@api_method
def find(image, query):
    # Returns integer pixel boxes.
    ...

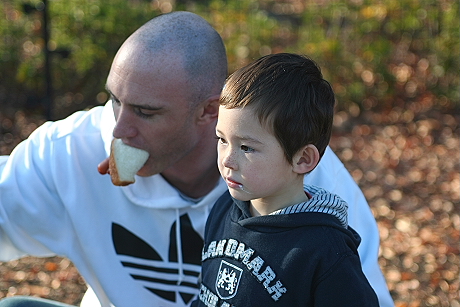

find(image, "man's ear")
[196,94,220,125]
[292,144,320,174]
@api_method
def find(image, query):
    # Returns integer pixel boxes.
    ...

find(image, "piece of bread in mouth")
[109,138,149,186]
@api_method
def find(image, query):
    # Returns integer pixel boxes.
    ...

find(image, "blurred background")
[0,0,459,306]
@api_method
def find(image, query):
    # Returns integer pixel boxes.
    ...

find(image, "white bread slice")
[109,138,149,186]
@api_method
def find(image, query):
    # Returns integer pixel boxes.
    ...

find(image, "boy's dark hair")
[220,53,335,163]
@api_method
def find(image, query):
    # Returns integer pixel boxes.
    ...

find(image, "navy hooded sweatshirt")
[193,185,379,307]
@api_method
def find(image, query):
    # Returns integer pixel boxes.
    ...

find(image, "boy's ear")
[292,144,320,174]
[196,94,220,124]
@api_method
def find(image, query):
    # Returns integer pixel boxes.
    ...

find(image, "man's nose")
[112,105,137,139]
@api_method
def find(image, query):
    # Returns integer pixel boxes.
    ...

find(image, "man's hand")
[97,158,110,175]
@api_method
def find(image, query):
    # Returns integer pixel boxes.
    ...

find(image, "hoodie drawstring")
[175,208,184,286]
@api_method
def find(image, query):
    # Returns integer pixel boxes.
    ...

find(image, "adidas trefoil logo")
[112,214,203,305]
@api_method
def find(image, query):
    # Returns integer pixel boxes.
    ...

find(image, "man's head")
[220,53,335,164]
[106,11,227,178]
[118,11,228,107]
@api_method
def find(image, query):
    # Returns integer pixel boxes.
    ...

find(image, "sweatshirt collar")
[233,185,348,228]
[270,185,348,228]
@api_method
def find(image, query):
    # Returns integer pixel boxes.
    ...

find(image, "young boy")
[193,53,379,306]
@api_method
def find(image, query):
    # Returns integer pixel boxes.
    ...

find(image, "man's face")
[106,51,201,177]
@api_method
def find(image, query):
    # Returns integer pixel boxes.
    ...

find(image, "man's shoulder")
[51,106,106,140]
[22,106,108,172]
[305,146,358,195]
[315,146,346,173]
[26,106,105,145]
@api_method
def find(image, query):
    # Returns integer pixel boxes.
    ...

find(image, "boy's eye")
[241,145,254,153]
[216,137,227,144]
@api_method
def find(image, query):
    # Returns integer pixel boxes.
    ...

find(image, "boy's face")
[216,106,303,207]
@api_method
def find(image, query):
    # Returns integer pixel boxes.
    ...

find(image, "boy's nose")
[221,150,237,170]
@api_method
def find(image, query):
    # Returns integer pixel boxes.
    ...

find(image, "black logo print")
[112,214,204,304]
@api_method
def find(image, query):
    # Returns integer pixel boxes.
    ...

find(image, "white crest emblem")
[215,260,243,299]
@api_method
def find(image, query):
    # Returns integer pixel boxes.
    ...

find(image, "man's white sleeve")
[0,122,75,261]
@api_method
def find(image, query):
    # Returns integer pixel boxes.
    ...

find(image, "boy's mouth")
[225,177,243,189]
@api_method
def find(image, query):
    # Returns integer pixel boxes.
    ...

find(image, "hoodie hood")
[233,185,348,226]
[101,100,116,157]
[271,185,348,227]
[229,185,359,246]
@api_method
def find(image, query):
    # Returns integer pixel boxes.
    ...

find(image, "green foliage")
[1,0,458,119]
[195,0,288,72]
[1,0,160,118]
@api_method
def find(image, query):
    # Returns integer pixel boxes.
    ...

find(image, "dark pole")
[42,0,52,120]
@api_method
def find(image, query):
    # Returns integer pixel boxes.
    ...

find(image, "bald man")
[0,11,393,307]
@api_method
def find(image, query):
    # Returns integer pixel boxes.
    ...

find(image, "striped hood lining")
[270,185,348,228]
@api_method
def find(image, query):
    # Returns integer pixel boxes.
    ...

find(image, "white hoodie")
[0,102,393,307]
